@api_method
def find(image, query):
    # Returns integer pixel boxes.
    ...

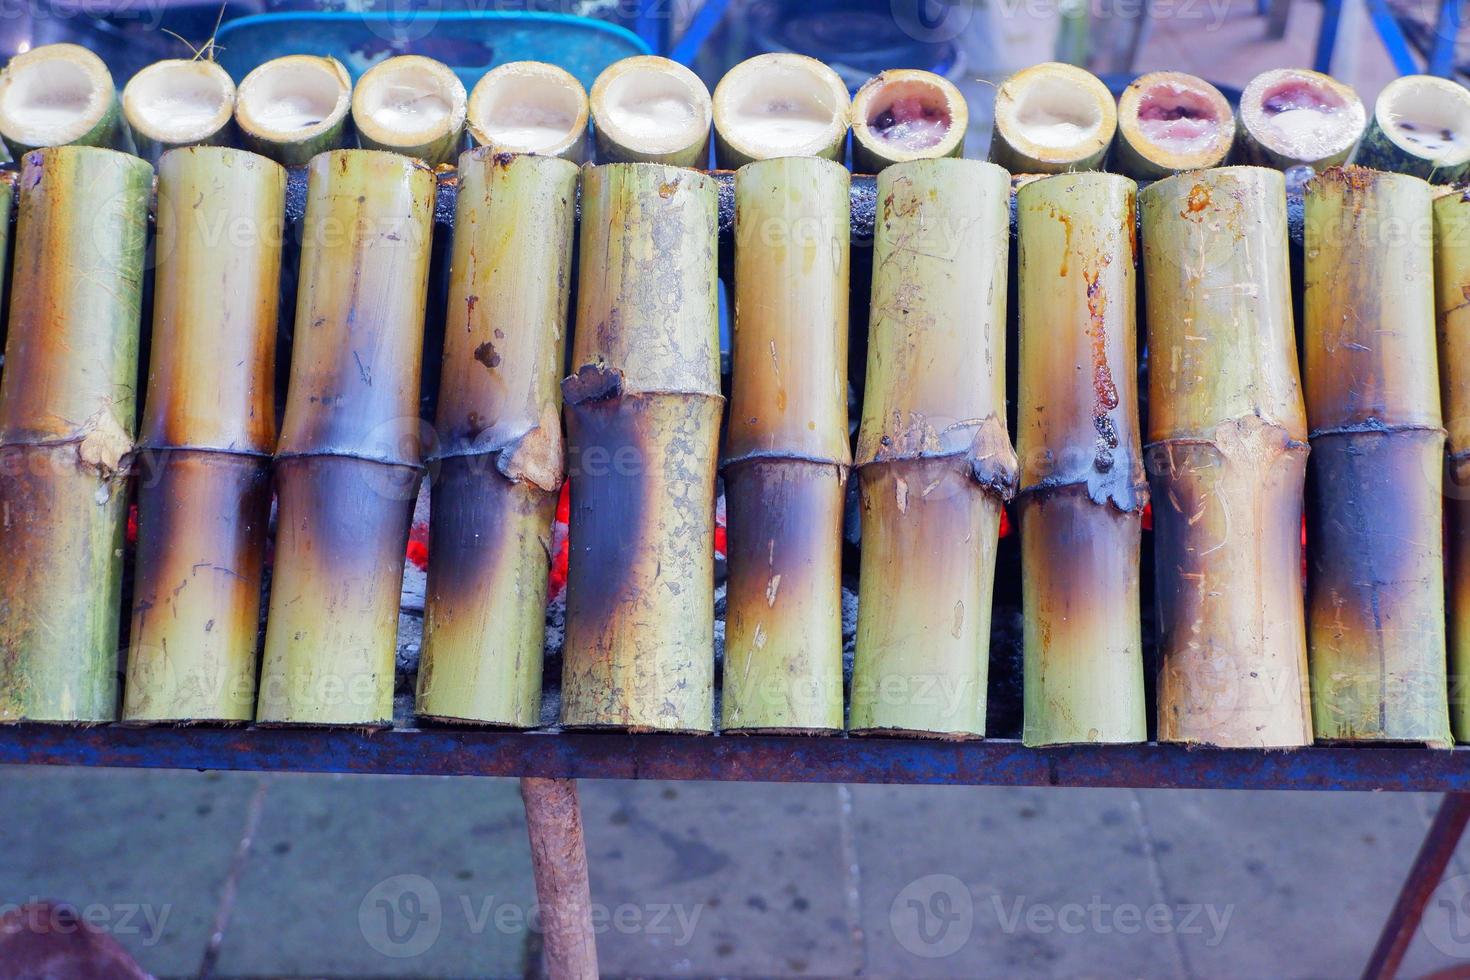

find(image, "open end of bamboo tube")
[1116,71,1232,177]
[590,56,711,165]
[991,62,1115,173]
[352,55,466,165]
[0,44,115,152]
[122,59,234,151]
[235,55,350,159]
[1367,75,1470,175]
[712,53,849,168]
[1239,68,1365,168]
[850,69,965,172]
[467,61,587,160]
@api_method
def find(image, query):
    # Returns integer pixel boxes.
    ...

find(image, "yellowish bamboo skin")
[561,163,720,732]
[257,457,419,727]
[0,147,151,455]
[1302,167,1450,746]
[0,146,148,724]
[418,149,578,726]
[721,157,849,732]
[142,147,284,454]
[124,452,270,723]
[0,445,127,722]
[1434,190,1470,741]
[259,149,435,726]
[1141,167,1313,748]
[851,158,1016,738]
[1015,173,1147,746]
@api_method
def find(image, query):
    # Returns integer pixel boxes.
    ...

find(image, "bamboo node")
[562,363,624,405]
[497,404,566,493]
[75,407,133,478]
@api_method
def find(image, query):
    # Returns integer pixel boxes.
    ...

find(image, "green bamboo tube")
[123,146,284,724]
[1436,188,1470,741]
[1113,71,1233,180]
[712,54,849,169]
[850,70,965,174]
[0,145,150,723]
[234,55,351,167]
[989,62,1115,175]
[561,163,720,732]
[1303,166,1450,746]
[722,157,850,733]
[0,44,128,158]
[1015,172,1147,746]
[851,158,1016,738]
[258,149,435,727]
[467,62,589,162]
[351,55,467,167]
[418,149,578,727]
[589,56,711,166]
[1236,68,1365,170]
[1141,166,1312,748]
[121,59,236,165]
[1355,75,1470,183]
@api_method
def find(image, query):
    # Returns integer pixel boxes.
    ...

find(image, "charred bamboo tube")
[1015,173,1147,746]
[235,55,351,167]
[712,54,850,169]
[417,149,578,727]
[467,62,589,162]
[561,163,720,732]
[121,59,235,164]
[1236,68,1365,170]
[1303,167,1451,746]
[589,56,712,167]
[851,158,1016,738]
[124,147,285,724]
[351,55,467,167]
[1114,71,1234,179]
[257,149,436,727]
[1140,166,1312,748]
[850,69,965,174]
[989,62,1116,175]
[1355,75,1470,183]
[1436,189,1470,741]
[0,44,128,158]
[0,146,150,723]
[722,157,849,733]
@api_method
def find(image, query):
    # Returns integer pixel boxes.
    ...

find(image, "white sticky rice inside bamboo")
[594,58,710,157]
[714,54,848,160]
[353,56,465,150]
[123,59,234,145]
[0,44,114,149]
[1376,75,1470,162]
[468,61,586,155]
[236,56,350,143]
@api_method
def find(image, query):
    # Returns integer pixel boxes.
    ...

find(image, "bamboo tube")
[1114,71,1233,179]
[561,163,720,732]
[123,146,284,724]
[1302,166,1451,746]
[121,59,235,164]
[235,55,351,167]
[467,62,588,162]
[722,157,849,733]
[417,149,578,727]
[351,55,467,167]
[989,62,1115,175]
[0,146,150,723]
[850,158,1015,738]
[1015,172,1147,746]
[1140,166,1312,748]
[257,149,435,727]
[712,54,849,169]
[0,44,127,158]
[850,69,965,174]
[589,56,711,166]
[1355,75,1470,183]
[1236,68,1365,170]
[1436,188,1470,741]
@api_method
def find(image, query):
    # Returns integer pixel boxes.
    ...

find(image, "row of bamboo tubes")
[1,139,1467,749]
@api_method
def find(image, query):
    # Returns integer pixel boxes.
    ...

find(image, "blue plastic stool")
[213,10,649,89]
